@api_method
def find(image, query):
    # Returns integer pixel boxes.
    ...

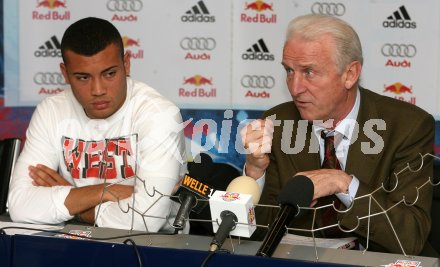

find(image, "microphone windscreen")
[278,175,314,208]
[226,176,261,205]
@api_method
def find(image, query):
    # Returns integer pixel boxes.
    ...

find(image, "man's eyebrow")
[72,66,119,76]
[72,72,89,76]
[101,65,119,74]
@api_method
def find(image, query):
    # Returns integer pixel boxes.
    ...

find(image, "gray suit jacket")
[253,88,434,255]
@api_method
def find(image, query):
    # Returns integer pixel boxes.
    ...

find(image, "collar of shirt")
[312,88,361,169]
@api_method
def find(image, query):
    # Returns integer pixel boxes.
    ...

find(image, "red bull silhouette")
[221,192,240,202]
[122,36,140,47]
[384,82,413,94]
[37,0,66,9]
[245,0,273,12]
[248,207,255,223]
[183,75,213,86]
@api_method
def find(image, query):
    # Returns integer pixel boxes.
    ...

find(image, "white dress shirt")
[312,89,361,207]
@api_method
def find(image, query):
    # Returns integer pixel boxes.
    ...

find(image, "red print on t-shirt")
[62,135,137,179]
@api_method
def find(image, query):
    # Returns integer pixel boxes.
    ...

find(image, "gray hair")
[285,14,363,73]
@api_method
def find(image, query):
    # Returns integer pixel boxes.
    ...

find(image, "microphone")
[226,176,261,205]
[255,175,314,257]
[172,153,214,230]
[208,176,261,252]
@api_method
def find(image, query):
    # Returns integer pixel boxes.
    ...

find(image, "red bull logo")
[122,36,140,47]
[37,0,66,9]
[248,207,255,224]
[245,1,273,12]
[33,0,70,20]
[122,36,143,59]
[183,75,213,86]
[221,192,240,202]
[180,75,216,98]
[241,1,276,23]
[384,82,413,94]
[382,259,421,267]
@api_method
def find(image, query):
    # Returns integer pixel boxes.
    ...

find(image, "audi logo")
[33,72,67,85]
[311,2,346,16]
[381,44,417,58]
[241,75,275,89]
[180,37,216,51]
[107,0,143,12]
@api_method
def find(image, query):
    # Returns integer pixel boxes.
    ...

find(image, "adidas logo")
[387,5,411,20]
[383,5,416,29]
[181,0,215,23]
[34,35,61,57]
[242,38,274,61]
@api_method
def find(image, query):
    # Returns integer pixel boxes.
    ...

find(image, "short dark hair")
[60,17,124,63]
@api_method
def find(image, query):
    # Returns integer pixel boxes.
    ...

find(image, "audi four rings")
[381,44,417,57]
[107,0,143,12]
[180,37,216,51]
[311,2,346,16]
[241,75,275,89]
[33,72,67,85]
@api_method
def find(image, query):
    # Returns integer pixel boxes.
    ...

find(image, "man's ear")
[343,61,362,89]
[123,52,131,76]
[60,62,70,84]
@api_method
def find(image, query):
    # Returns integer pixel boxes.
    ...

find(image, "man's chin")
[298,111,335,127]
[85,109,114,120]
[297,109,316,122]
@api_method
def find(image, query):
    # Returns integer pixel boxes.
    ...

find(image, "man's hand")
[76,207,95,224]
[240,119,274,179]
[29,164,71,187]
[172,176,183,195]
[296,169,352,205]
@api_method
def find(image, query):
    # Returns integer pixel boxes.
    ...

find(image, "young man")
[8,17,186,232]
[241,14,435,256]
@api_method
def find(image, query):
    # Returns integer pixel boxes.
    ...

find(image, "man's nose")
[91,78,106,96]
[287,74,306,97]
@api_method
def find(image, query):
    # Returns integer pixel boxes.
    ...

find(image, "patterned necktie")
[320,131,343,237]
[321,131,341,170]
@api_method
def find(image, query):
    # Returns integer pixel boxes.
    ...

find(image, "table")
[1,222,438,267]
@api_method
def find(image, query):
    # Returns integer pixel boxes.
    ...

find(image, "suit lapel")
[286,121,321,172]
[345,89,384,179]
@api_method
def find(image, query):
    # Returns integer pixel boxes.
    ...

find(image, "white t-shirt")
[8,78,186,232]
